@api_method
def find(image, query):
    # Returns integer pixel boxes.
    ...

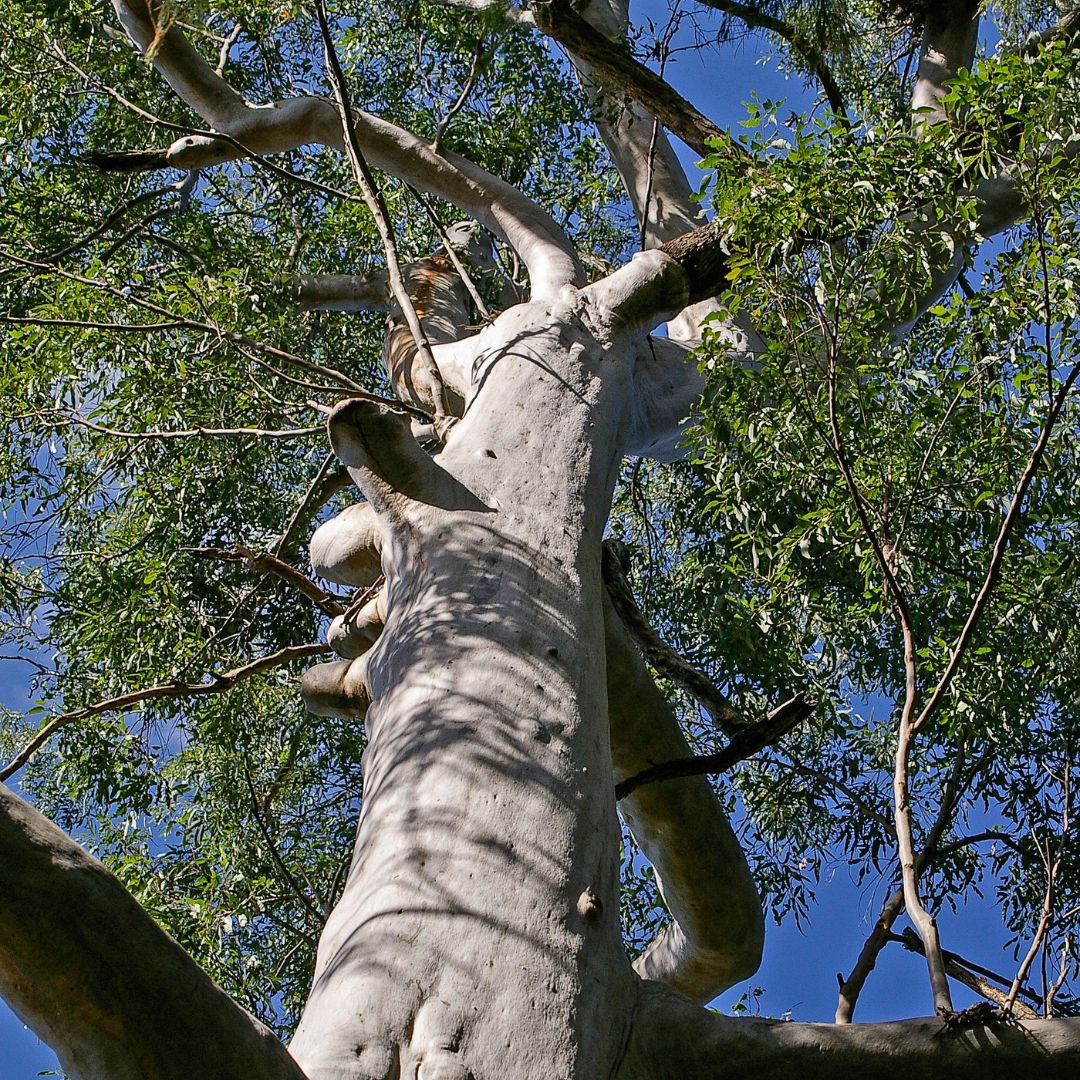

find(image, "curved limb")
[109,1,581,299]
[605,596,764,1002]
[626,979,1080,1079]
[0,784,309,1080]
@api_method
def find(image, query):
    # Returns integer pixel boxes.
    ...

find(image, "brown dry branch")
[0,643,330,781]
[890,928,1039,1020]
[601,539,746,734]
[185,545,346,618]
[614,693,813,800]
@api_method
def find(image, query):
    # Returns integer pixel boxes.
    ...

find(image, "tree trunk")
[289,292,647,1079]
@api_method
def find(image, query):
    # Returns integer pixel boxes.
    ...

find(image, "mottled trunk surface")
[290,297,640,1079]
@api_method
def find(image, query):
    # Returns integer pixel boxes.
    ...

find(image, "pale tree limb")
[290,270,391,312]
[0,784,310,1080]
[1006,796,1068,1015]
[604,595,765,1001]
[0,643,330,781]
[108,0,581,299]
[565,0,767,348]
[628,980,1080,1079]
[822,347,952,1015]
[835,750,980,1022]
[601,540,745,732]
[911,0,981,132]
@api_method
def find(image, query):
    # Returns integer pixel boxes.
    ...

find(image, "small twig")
[0,643,330,781]
[215,21,243,77]
[433,39,487,151]
[315,0,455,431]
[274,454,351,560]
[49,412,321,442]
[696,0,850,123]
[37,180,184,263]
[0,249,378,399]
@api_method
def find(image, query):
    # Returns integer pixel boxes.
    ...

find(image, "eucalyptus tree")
[3,0,1080,1077]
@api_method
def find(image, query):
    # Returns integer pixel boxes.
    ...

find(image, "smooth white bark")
[111,1,581,299]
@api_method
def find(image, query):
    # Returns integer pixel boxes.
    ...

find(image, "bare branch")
[891,927,1040,1020]
[50,412,322,442]
[37,178,184,263]
[185,544,346,618]
[912,355,1080,733]
[533,0,747,162]
[315,0,455,431]
[0,643,330,781]
[614,694,812,801]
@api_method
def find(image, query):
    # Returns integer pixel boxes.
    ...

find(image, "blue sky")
[0,3,1030,1075]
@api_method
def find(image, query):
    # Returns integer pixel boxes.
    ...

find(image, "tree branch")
[601,539,745,733]
[614,692,812,800]
[185,544,347,618]
[314,0,455,430]
[0,784,310,1080]
[0,643,330,781]
[628,980,1080,1079]
[890,928,1040,1020]
[532,0,747,162]
[605,597,764,1001]
[696,0,849,122]
[108,0,581,298]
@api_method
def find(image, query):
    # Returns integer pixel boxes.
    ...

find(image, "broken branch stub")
[309,502,384,588]
[300,658,371,719]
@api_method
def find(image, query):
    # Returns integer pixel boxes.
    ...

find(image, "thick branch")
[605,597,764,1001]
[533,0,745,161]
[912,0,981,131]
[627,981,1080,1079]
[0,785,309,1080]
[291,271,390,312]
[109,1,580,298]
[601,539,744,732]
